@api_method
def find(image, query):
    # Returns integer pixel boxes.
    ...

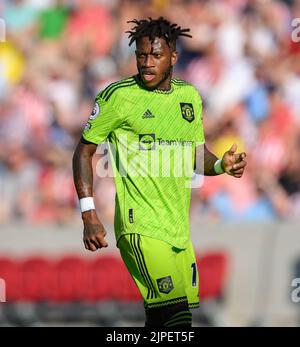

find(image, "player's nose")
[144,55,155,67]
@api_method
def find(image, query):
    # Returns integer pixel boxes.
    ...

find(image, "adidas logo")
[142,109,155,119]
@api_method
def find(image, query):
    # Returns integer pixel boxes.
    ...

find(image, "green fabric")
[82,76,205,249]
[118,234,199,309]
[39,7,68,39]
[164,311,192,327]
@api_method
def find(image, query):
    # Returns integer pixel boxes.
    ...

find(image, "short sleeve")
[194,92,205,145]
[82,95,123,145]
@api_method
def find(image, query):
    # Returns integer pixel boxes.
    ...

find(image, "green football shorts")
[118,233,199,309]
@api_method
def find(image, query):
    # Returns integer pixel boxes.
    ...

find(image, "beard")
[157,65,173,88]
[137,63,173,90]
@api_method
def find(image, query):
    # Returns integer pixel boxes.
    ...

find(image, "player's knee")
[145,300,192,327]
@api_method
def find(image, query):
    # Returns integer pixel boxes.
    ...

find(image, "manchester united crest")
[180,103,194,123]
[157,276,174,294]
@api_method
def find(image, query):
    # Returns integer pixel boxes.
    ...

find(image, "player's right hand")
[82,210,108,251]
[222,144,247,178]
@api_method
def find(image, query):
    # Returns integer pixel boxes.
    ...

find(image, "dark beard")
[137,65,173,91]
[156,66,173,90]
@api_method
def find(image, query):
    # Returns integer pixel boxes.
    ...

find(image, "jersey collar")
[134,75,174,94]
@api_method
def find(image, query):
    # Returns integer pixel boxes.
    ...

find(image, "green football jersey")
[82,76,205,249]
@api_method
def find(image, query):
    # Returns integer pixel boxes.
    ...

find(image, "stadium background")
[1,0,300,326]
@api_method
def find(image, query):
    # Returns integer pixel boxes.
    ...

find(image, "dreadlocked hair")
[126,17,192,47]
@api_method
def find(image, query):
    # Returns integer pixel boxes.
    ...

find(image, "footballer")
[72,17,247,327]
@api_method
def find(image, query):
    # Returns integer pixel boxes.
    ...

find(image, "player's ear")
[171,50,178,67]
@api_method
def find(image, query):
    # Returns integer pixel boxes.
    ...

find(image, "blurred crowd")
[0,0,300,226]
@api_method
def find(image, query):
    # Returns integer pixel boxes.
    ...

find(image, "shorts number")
[191,263,197,287]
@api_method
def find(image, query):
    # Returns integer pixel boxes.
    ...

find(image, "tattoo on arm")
[72,142,97,198]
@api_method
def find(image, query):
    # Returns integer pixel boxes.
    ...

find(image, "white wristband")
[79,197,95,213]
[214,159,225,175]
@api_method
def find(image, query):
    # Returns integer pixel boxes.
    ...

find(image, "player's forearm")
[195,144,220,176]
[73,141,108,250]
[72,142,95,199]
[203,147,219,176]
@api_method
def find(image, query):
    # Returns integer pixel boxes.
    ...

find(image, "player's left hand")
[221,144,247,178]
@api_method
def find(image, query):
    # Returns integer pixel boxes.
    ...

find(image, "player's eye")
[154,54,161,58]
